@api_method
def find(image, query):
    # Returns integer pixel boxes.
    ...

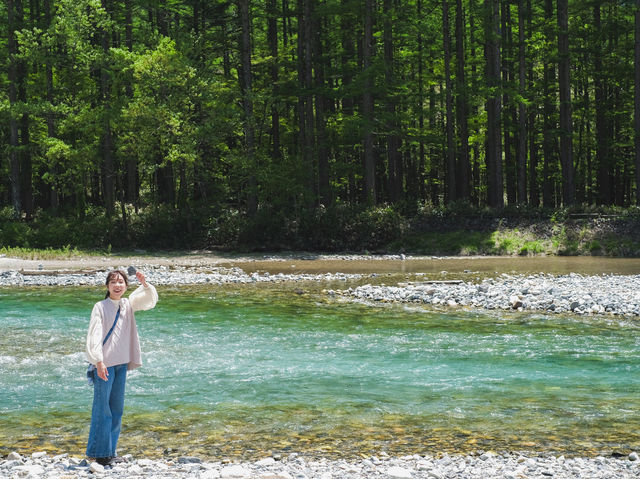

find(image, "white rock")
[221,464,250,478]
[7,451,22,461]
[137,458,155,467]
[201,470,221,479]
[630,452,639,461]
[259,473,293,479]
[387,465,412,478]
[90,461,105,474]
[13,465,45,476]
[256,457,276,466]
[31,451,48,459]
[129,464,144,474]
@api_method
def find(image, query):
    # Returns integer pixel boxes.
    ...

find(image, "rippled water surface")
[1,285,639,459]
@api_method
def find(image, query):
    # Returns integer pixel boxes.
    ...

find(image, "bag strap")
[102,307,121,346]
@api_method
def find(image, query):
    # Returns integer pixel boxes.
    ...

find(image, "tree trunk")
[485,0,503,207]
[125,0,138,207]
[238,0,258,214]
[501,2,516,205]
[43,0,59,212]
[557,0,574,205]
[636,0,640,204]
[429,82,439,206]
[8,0,22,218]
[594,3,609,205]
[417,0,426,201]
[303,0,315,203]
[542,0,556,207]
[101,0,115,215]
[363,0,376,203]
[517,0,527,203]
[267,0,281,160]
[315,14,331,206]
[455,0,470,200]
[526,0,538,206]
[18,0,32,218]
[443,0,456,204]
[340,0,357,202]
[384,0,401,203]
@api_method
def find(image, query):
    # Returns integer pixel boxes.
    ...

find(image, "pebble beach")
[2,254,639,478]
[2,450,639,479]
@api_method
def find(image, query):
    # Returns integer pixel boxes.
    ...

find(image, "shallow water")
[225,256,640,276]
[1,285,639,460]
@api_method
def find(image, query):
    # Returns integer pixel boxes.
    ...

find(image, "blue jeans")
[86,363,128,458]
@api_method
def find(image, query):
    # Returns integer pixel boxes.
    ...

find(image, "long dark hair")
[105,270,129,299]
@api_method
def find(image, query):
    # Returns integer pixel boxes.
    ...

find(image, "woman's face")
[107,273,128,300]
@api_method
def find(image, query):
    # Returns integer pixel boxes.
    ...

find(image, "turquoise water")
[1,285,639,459]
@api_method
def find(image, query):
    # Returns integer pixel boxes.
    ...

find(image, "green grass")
[0,245,98,260]
[391,225,640,257]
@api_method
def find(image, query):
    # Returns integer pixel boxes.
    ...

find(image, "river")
[1,277,638,460]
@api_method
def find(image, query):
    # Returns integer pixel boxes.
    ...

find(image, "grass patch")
[0,245,96,260]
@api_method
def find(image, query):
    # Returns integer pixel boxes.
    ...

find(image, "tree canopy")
[2,0,640,247]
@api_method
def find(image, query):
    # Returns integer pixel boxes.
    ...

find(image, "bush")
[0,220,32,247]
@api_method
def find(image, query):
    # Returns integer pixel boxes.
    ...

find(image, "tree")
[557,0,574,205]
[485,0,503,207]
[455,0,471,200]
[362,0,376,203]
[238,0,258,215]
[636,0,640,204]
[443,0,456,203]
[517,0,527,203]
[7,0,21,217]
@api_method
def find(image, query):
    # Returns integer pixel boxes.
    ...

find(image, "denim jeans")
[86,363,128,458]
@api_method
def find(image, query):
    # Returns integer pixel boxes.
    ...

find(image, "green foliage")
[2,205,640,256]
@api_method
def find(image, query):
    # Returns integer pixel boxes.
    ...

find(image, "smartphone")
[127,266,137,276]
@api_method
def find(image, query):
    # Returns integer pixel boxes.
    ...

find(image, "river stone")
[129,464,144,475]
[256,457,276,466]
[221,464,250,478]
[629,452,639,461]
[387,466,412,478]
[31,451,47,459]
[509,295,523,309]
[259,473,293,479]
[7,452,22,461]
[89,462,105,474]
[201,470,221,479]
[178,456,203,464]
[13,465,46,476]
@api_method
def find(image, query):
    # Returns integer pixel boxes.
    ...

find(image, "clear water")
[1,285,639,460]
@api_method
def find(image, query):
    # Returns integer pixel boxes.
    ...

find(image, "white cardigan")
[86,284,158,370]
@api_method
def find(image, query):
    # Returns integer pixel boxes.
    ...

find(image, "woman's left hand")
[136,271,148,287]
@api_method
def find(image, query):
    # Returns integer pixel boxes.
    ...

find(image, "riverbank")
[3,254,640,317]
[2,450,639,479]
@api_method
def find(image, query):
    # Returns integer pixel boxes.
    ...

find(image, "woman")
[85,269,158,466]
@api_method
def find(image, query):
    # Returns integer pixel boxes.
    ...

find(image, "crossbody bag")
[86,306,121,386]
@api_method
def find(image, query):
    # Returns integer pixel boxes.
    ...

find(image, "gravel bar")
[2,450,639,479]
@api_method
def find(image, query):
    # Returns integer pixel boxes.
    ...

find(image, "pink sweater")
[86,284,158,370]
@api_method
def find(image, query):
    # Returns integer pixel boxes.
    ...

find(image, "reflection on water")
[1,286,639,459]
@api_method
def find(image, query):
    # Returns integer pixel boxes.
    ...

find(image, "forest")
[2,0,640,250]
